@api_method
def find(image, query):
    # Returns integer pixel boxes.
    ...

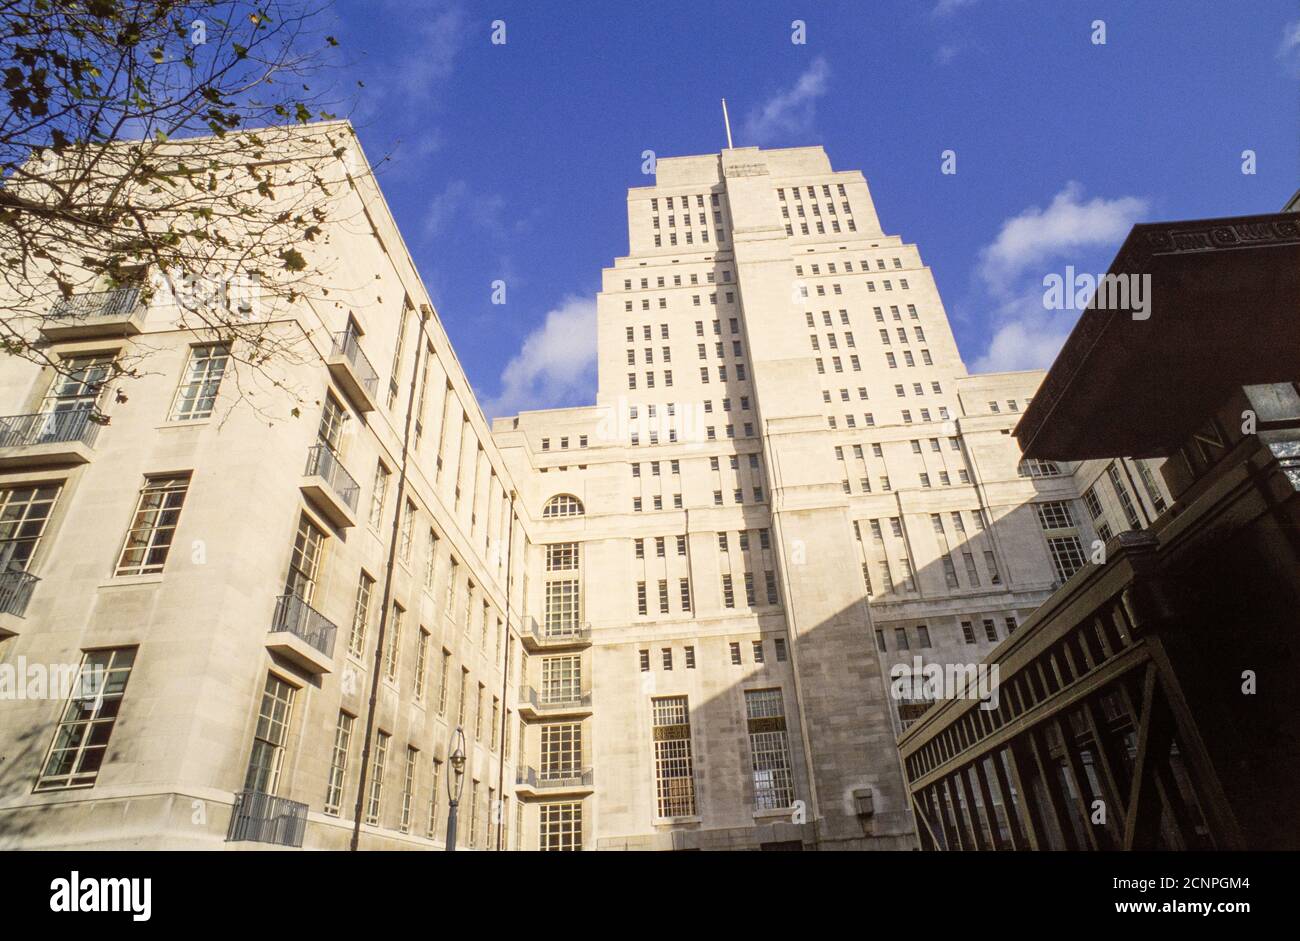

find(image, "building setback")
[0,124,1171,850]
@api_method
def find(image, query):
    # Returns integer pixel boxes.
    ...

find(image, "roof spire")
[721,98,734,150]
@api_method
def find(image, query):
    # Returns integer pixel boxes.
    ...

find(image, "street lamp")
[445,726,467,851]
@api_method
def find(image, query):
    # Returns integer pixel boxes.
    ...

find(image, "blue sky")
[327,0,1300,418]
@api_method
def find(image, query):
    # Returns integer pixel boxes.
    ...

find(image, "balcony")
[226,789,308,848]
[0,570,38,638]
[515,765,595,798]
[266,592,338,674]
[300,442,359,528]
[41,287,146,341]
[0,410,100,470]
[326,331,379,413]
[517,685,593,720]
[521,616,592,652]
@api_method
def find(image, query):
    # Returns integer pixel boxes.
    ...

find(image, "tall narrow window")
[379,603,400,686]
[114,475,190,576]
[366,731,389,825]
[348,571,374,658]
[35,647,138,791]
[399,746,418,833]
[651,696,696,818]
[170,343,230,420]
[243,673,297,795]
[745,688,795,810]
[426,759,442,839]
[369,462,390,529]
[414,628,430,700]
[324,711,354,815]
[283,513,326,603]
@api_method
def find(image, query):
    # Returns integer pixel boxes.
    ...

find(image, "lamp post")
[445,726,467,851]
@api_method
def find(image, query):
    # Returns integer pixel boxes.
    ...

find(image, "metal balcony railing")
[0,410,102,450]
[528,617,592,644]
[304,442,360,512]
[538,768,594,789]
[0,570,38,617]
[330,331,379,398]
[516,766,537,787]
[48,286,143,322]
[226,789,308,847]
[271,592,338,660]
[520,685,592,711]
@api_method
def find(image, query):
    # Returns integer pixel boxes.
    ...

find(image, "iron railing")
[0,410,101,450]
[226,789,308,847]
[304,442,360,512]
[538,768,594,789]
[48,286,143,322]
[0,570,38,617]
[520,685,592,711]
[527,616,592,645]
[330,331,379,398]
[271,592,338,660]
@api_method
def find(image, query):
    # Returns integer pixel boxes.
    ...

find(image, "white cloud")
[968,183,1149,373]
[978,182,1148,294]
[483,296,597,418]
[742,58,830,145]
[1278,20,1300,75]
[969,296,1077,374]
[423,179,508,239]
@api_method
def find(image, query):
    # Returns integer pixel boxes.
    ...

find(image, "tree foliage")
[0,0,355,386]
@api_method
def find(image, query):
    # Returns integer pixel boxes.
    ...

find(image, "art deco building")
[0,123,1171,851]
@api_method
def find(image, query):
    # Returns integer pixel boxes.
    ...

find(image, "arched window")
[543,495,584,519]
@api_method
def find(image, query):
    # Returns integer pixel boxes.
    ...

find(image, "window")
[543,494,584,518]
[244,673,297,795]
[545,579,580,636]
[745,689,794,810]
[0,483,60,573]
[983,619,999,643]
[362,460,390,530]
[961,621,977,644]
[639,649,650,672]
[114,475,190,576]
[541,655,581,705]
[539,801,582,851]
[1107,464,1142,530]
[1047,536,1087,582]
[730,641,742,665]
[35,647,138,791]
[170,343,230,420]
[752,640,764,663]
[541,723,582,781]
[652,697,696,817]
[426,759,442,840]
[414,628,430,700]
[400,746,418,833]
[384,603,404,680]
[721,574,735,608]
[684,645,696,669]
[917,625,931,648]
[366,732,389,825]
[324,711,354,815]
[438,649,451,714]
[679,578,692,611]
